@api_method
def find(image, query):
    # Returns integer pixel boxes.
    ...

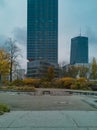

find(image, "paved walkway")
[83,96,97,109]
[0,111,97,130]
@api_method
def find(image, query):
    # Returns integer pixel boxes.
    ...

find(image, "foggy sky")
[0,0,97,69]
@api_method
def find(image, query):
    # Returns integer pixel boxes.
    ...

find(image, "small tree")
[4,38,21,82]
[46,66,55,81]
[0,49,10,83]
[78,66,89,78]
[64,66,79,78]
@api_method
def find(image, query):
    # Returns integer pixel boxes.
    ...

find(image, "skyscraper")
[70,36,88,64]
[27,0,58,64]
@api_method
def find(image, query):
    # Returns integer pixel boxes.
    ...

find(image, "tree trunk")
[10,60,13,82]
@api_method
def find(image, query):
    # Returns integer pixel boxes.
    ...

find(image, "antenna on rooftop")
[79,27,81,36]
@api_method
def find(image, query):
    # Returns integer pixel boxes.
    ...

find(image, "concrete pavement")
[83,96,97,109]
[0,92,97,129]
[0,93,97,111]
[0,111,97,130]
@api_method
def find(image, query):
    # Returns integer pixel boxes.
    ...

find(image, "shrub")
[76,77,87,82]
[61,77,75,89]
[52,77,75,89]
[0,86,14,91]
[53,79,64,88]
[74,82,81,89]
[23,78,40,87]
[7,86,15,90]
[40,81,52,88]
[0,111,4,115]
[88,82,97,91]
[75,78,89,90]
[2,80,10,86]
[64,78,75,89]
[70,84,77,90]
[11,80,24,86]
[0,104,10,114]
[14,86,36,92]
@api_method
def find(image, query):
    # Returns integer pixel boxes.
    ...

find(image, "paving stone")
[88,128,97,130]
[9,111,75,128]
[0,127,83,130]
[77,128,88,130]
[0,111,97,129]
[0,128,67,130]
[0,111,25,127]
[62,111,97,127]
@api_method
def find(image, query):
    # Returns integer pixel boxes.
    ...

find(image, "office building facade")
[70,36,88,64]
[27,59,59,78]
[27,0,58,64]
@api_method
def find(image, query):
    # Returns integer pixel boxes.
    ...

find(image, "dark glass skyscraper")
[70,36,88,64]
[27,0,58,63]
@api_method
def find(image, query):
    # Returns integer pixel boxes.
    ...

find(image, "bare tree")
[4,38,21,82]
[58,61,67,78]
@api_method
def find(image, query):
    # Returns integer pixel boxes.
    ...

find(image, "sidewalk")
[0,111,97,130]
[83,96,97,109]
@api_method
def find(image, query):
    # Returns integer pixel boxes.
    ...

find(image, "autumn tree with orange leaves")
[0,49,10,82]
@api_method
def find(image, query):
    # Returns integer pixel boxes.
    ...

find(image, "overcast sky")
[0,0,97,69]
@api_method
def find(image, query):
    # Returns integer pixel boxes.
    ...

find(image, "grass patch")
[0,104,10,115]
